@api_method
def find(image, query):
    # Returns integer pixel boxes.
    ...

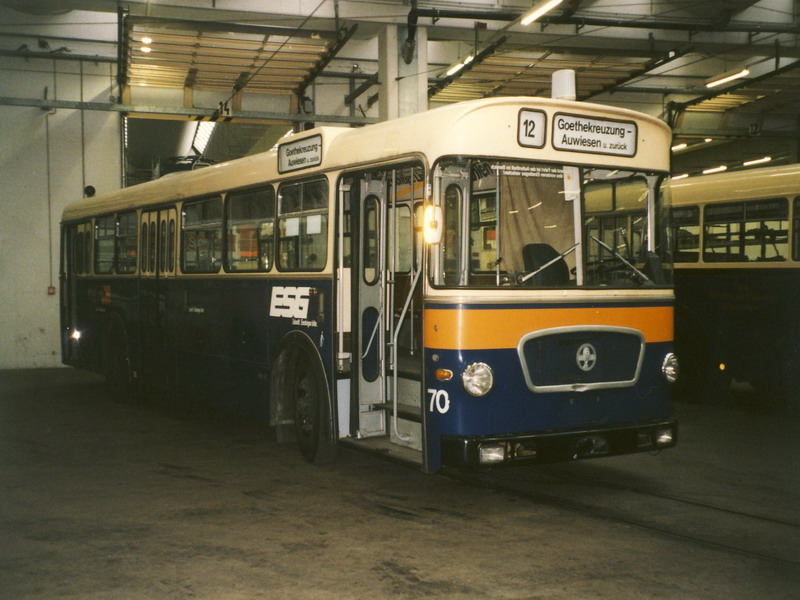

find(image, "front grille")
[517,326,645,393]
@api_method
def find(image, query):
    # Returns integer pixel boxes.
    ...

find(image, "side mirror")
[423,204,443,244]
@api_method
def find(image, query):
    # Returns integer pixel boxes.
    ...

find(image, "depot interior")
[1,0,798,369]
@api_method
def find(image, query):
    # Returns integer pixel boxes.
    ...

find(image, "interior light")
[704,138,713,143]
[672,173,689,180]
[743,156,771,166]
[141,36,153,44]
[706,68,749,89]
[671,143,687,152]
[703,165,727,175]
[141,46,152,53]
[521,0,564,25]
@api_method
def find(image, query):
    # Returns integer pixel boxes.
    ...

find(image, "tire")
[280,339,337,464]
[104,321,138,404]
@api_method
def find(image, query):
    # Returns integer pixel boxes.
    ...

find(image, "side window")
[226,186,275,272]
[704,202,744,261]
[94,215,115,274]
[277,179,328,271]
[443,184,463,285]
[116,212,138,274]
[704,199,787,262]
[73,230,84,274]
[159,219,167,273]
[72,224,92,275]
[148,220,156,273]
[794,197,800,261]
[168,217,176,272]
[671,206,699,263]
[469,194,497,273]
[743,198,787,261]
[182,197,223,273]
[140,222,149,273]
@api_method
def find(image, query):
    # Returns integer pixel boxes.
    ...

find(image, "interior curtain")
[498,170,575,274]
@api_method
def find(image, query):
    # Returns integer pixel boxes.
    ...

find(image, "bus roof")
[63,96,671,222]
[669,162,800,206]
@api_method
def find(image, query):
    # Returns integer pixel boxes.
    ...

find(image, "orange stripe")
[424,306,673,350]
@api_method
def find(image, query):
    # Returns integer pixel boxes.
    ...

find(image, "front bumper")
[440,419,677,467]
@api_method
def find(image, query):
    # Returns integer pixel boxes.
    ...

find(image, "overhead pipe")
[403,3,800,64]
[403,0,518,64]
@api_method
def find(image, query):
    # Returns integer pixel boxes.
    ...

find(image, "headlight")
[462,362,494,397]
[662,352,679,383]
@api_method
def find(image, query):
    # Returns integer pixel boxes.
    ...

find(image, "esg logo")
[269,286,311,319]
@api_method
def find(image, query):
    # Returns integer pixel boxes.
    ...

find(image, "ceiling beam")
[0,95,376,126]
[666,57,800,126]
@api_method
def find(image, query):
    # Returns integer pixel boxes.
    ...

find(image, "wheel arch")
[269,330,337,463]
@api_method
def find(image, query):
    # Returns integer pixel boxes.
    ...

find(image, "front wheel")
[280,340,337,464]
[104,322,138,404]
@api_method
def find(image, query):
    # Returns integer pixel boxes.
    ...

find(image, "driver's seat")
[522,243,570,286]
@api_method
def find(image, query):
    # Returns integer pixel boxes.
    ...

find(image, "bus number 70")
[427,389,450,414]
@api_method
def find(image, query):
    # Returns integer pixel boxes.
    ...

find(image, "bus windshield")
[431,159,672,288]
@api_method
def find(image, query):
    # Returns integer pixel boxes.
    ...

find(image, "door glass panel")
[363,195,379,284]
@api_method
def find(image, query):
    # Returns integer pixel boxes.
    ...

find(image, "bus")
[60,94,678,473]
[668,164,800,411]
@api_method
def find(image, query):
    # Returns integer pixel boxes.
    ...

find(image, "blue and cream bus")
[668,164,800,411]
[61,94,678,472]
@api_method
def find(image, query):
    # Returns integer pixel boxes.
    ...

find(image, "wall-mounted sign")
[278,134,322,173]
[552,113,637,157]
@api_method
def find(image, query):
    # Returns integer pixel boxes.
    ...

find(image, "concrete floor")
[1,368,799,599]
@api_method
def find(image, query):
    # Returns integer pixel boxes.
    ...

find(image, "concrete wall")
[0,8,121,368]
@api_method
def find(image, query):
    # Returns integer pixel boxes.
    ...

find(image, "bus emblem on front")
[576,343,597,372]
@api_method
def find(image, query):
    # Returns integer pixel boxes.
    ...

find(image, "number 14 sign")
[517,109,546,148]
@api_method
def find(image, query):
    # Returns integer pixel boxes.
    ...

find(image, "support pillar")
[379,24,428,122]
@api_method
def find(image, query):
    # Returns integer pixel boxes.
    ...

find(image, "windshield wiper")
[591,236,652,285]
[517,243,579,285]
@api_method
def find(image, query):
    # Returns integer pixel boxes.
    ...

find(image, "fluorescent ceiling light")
[445,54,473,77]
[672,173,689,180]
[703,165,727,175]
[743,156,771,166]
[671,143,687,152]
[192,121,216,154]
[445,62,465,77]
[521,0,564,26]
[706,68,749,89]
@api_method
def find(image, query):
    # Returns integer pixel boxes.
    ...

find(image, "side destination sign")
[278,134,322,173]
[552,113,637,157]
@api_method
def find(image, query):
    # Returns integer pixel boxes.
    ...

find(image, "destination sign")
[278,134,322,173]
[517,109,546,148]
[552,113,637,157]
